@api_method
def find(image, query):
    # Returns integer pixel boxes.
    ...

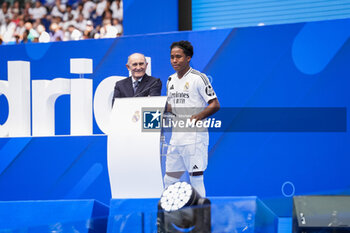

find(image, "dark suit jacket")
[112,74,162,106]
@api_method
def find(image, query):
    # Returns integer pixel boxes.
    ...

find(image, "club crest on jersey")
[184,82,189,90]
[205,85,215,96]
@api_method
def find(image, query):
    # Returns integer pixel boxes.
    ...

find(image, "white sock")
[190,175,206,197]
[163,174,180,189]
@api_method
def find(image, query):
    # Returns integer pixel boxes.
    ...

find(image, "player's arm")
[190,73,220,121]
[190,98,220,122]
[166,102,172,113]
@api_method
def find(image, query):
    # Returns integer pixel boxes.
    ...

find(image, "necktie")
[133,81,140,93]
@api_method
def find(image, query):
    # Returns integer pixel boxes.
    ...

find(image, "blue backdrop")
[1,18,350,216]
[123,0,178,35]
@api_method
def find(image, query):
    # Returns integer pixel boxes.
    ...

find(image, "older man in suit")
[112,53,162,106]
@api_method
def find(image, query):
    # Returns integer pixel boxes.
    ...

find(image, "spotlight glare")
[160,182,193,211]
[158,181,212,232]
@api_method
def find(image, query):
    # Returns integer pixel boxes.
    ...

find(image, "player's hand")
[190,114,202,123]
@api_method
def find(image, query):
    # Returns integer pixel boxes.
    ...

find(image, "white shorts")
[165,143,208,173]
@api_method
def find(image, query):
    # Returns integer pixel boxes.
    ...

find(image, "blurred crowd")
[0,0,123,44]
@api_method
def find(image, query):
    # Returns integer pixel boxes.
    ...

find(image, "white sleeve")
[196,73,217,103]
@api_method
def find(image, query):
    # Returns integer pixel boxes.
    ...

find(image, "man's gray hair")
[127,53,147,65]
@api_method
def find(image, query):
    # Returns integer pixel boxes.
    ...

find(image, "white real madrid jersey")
[166,67,217,145]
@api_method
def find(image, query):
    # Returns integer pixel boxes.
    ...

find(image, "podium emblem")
[132,111,140,123]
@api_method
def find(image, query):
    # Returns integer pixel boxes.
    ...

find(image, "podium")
[107,96,167,198]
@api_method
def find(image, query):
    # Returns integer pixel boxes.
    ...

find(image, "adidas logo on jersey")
[170,85,174,90]
[193,165,199,170]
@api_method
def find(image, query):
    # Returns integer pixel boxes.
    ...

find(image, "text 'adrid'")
[0,59,130,137]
